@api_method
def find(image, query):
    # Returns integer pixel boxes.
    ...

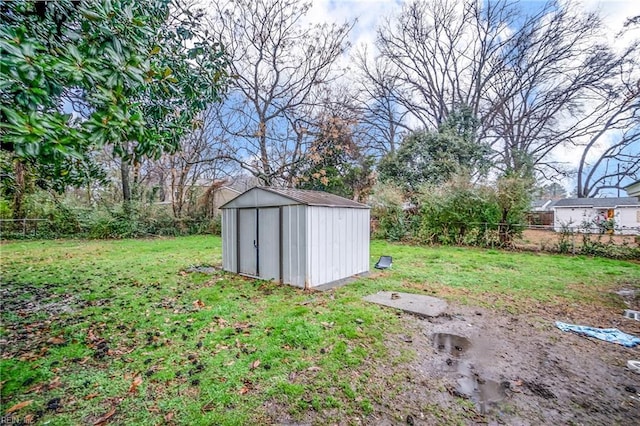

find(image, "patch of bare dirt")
[365,303,640,425]
[264,295,640,425]
[516,229,639,250]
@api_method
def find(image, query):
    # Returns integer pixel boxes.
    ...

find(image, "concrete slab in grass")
[363,291,447,317]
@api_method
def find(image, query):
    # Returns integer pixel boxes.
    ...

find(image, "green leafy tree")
[378,107,490,194]
[0,0,227,213]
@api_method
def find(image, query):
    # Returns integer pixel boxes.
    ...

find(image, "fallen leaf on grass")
[201,402,215,412]
[193,300,205,309]
[250,359,261,370]
[233,322,250,330]
[25,383,45,394]
[85,393,100,400]
[307,366,321,372]
[23,379,58,395]
[320,321,334,329]
[128,375,143,394]
[93,408,116,426]
[5,400,33,414]
[48,376,61,390]
[164,412,175,422]
[47,336,66,345]
[239,386,249,395]
[87,327,99,343]
[19,350,47,362]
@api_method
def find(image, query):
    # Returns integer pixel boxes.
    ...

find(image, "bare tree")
[375,0,638,180]
[376,0,513,130]
[576,57,640,197]
[351,49,411,156]
[205,0,352,186]
[151,108,233,218]
[485,4,633,178]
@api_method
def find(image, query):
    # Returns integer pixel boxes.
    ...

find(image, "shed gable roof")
[554,197,639,208]
[220,187,369,209]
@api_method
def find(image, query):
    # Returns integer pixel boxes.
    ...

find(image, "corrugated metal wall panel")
[306,207,321,286]
[306,207,370,287]
[282,205,307,288]
[222,209,237,272]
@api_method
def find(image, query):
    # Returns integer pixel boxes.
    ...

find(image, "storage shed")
[220,187,370,288]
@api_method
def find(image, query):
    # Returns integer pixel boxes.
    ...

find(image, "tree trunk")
[12,159,26,219]
[158,169,166,202]
[121,160,131,211]
[131,158,141,203]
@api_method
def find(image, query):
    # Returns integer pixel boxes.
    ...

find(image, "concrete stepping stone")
[363,291,447,317]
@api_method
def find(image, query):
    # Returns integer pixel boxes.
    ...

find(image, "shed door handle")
[253,240,257,248]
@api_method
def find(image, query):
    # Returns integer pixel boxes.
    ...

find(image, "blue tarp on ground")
[555,321,640,348]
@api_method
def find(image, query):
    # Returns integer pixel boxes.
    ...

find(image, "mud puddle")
[432,332,471,356]
[432,332,507,412]
[458,372,508,413]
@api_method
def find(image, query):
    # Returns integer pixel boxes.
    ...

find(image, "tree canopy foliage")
[378,108,491,193]
[0,0,227,163]
[1,0,228,215]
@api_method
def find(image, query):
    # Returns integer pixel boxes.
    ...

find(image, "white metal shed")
[220,187,370,288]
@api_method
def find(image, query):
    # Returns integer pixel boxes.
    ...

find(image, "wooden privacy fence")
[526,211,554,226]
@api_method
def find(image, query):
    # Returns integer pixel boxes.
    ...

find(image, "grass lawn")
[1,236,638,425]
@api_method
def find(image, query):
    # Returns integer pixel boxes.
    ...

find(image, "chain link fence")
[0,217,221,239]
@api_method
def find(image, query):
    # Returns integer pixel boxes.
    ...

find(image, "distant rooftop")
[530,199,558,211]
[554,197,639,208]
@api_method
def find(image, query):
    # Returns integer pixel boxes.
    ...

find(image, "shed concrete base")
[312,272,370,291]
[363,291,447,317]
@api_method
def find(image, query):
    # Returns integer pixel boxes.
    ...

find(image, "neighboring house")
[205,185,242,217]
[553,197,640,235]
[153,179,243,217]
[625,180,640,198]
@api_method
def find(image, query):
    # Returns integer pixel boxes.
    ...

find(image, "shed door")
[238,207,280,280]
[258,207,280,281]
[238,209,258,276]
